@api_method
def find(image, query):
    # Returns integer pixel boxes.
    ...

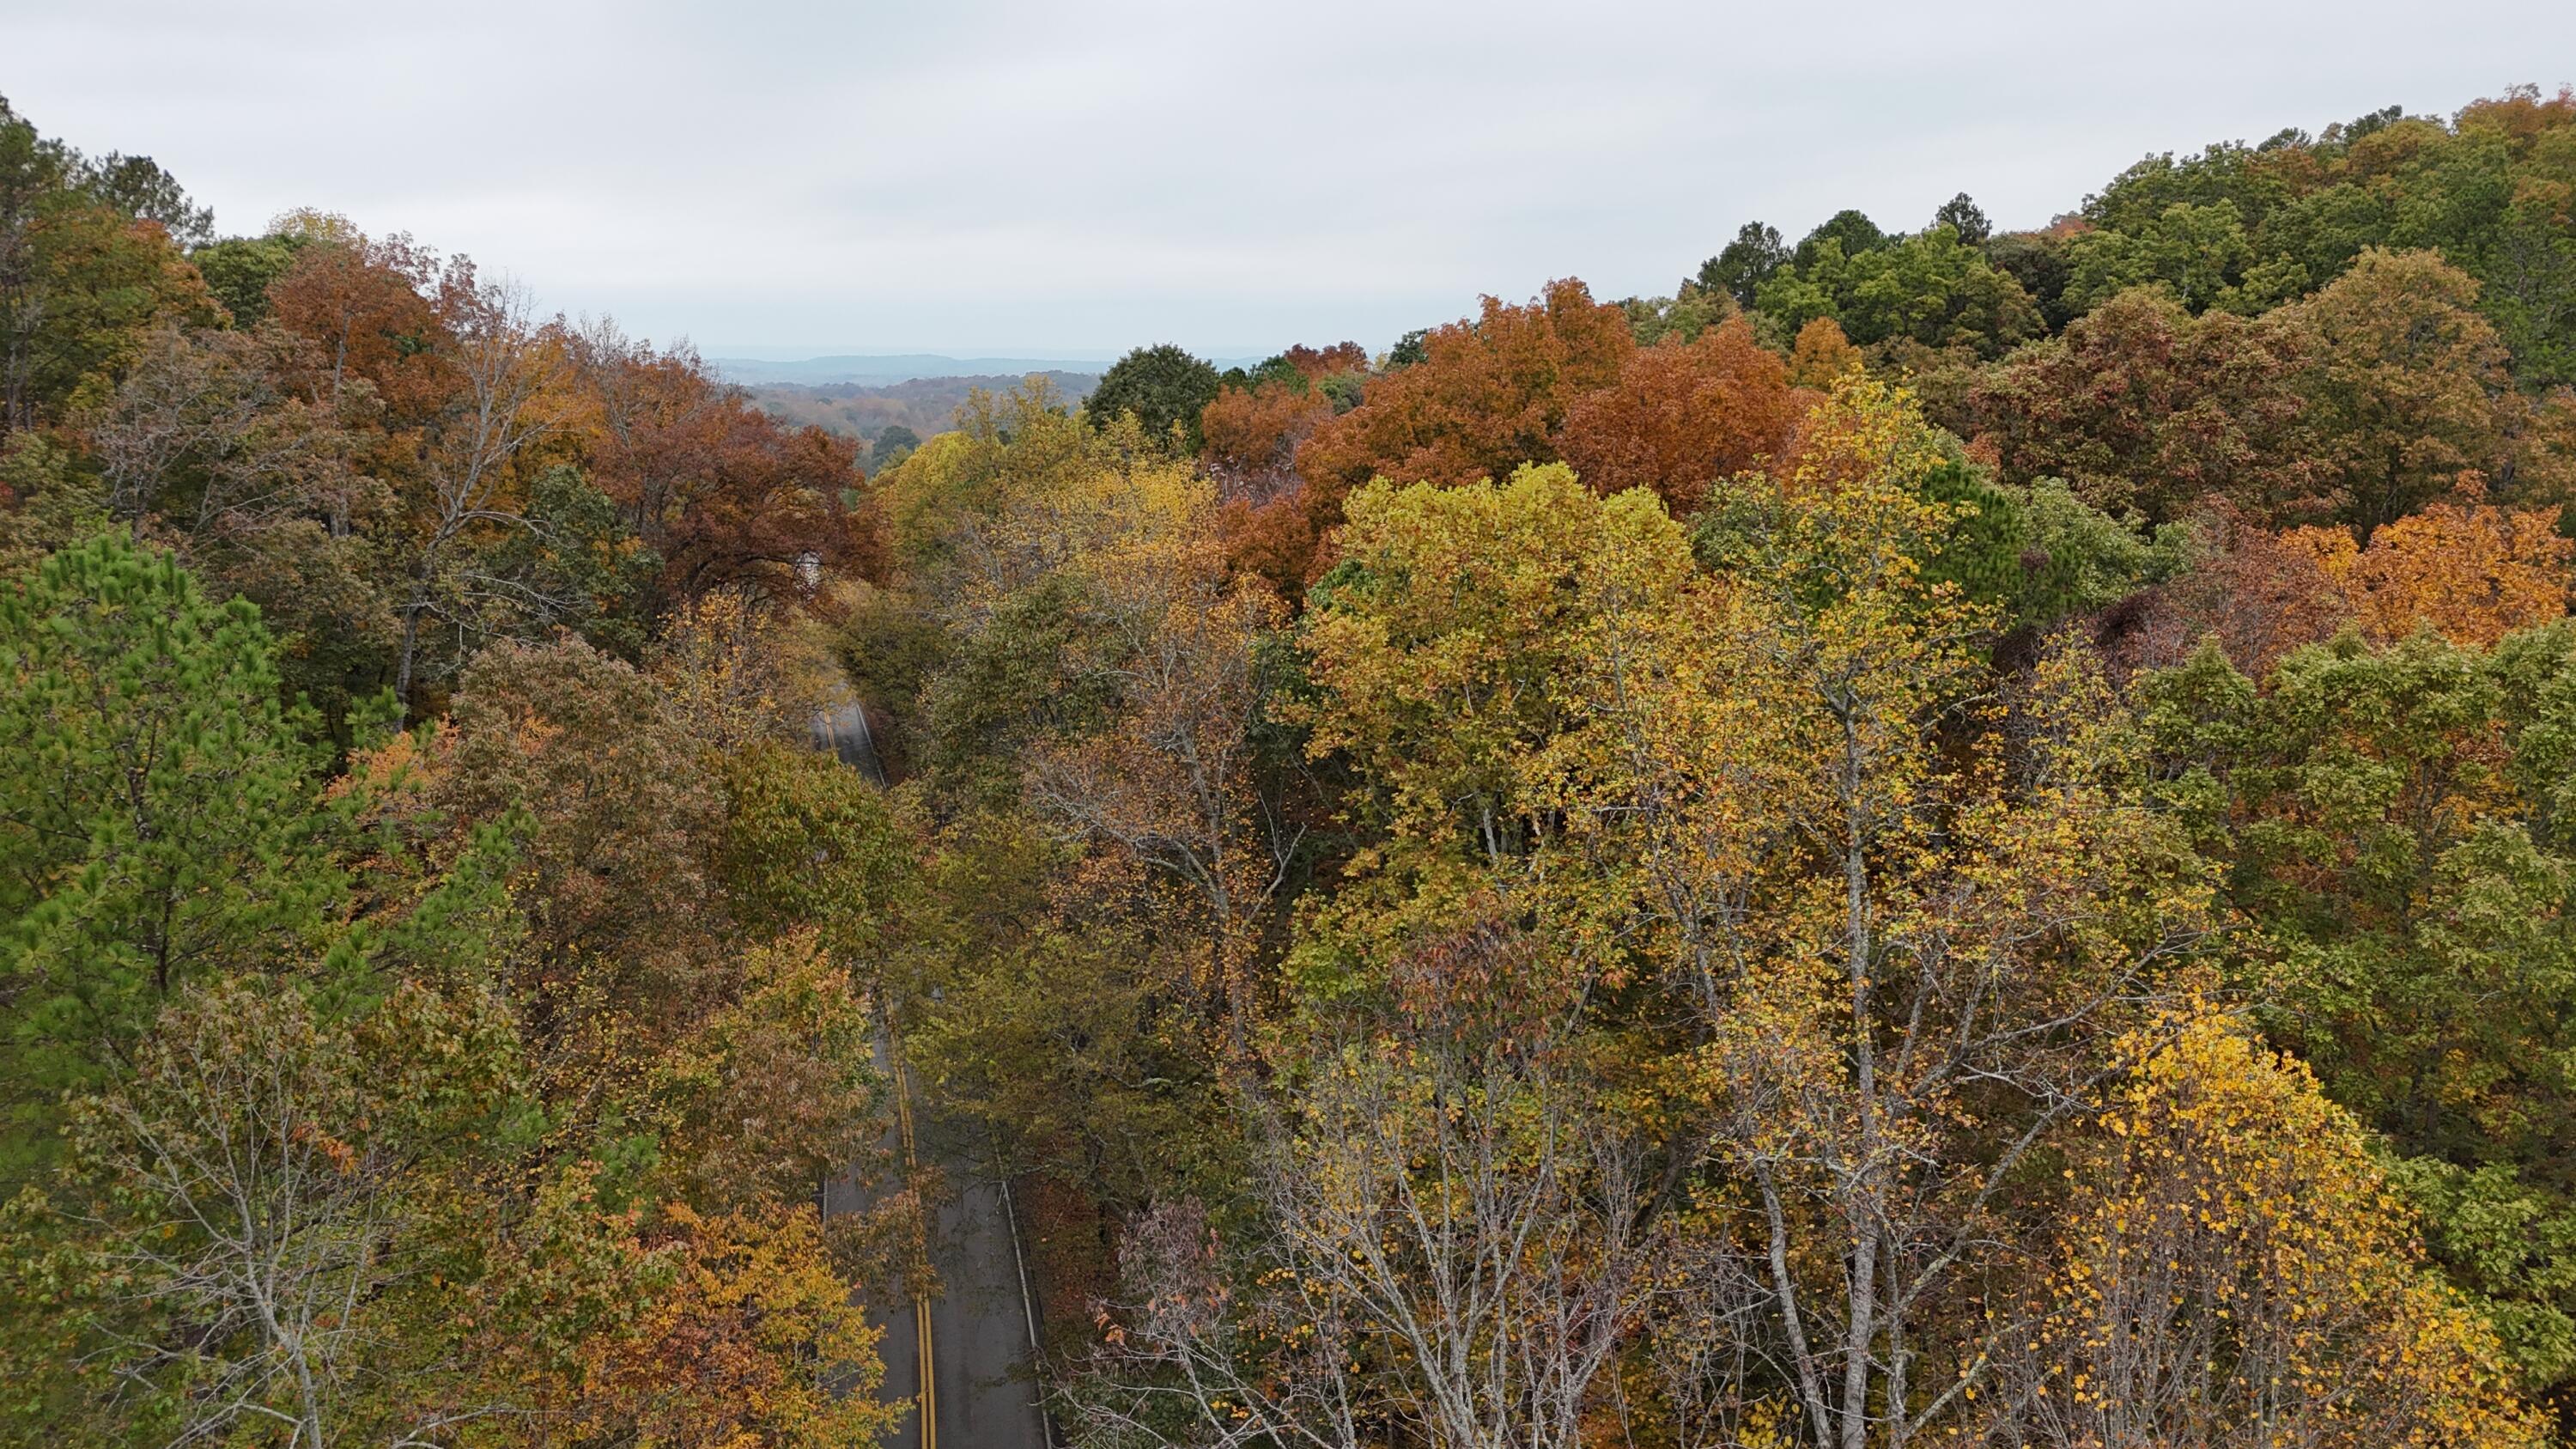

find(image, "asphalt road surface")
[811,703,1047,1448]
[824,1040,1052,1449]
[811,701,886,784]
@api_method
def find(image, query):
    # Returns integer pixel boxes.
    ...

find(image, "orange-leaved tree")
[1556,315,1808,513]
[2289,501,2573,647]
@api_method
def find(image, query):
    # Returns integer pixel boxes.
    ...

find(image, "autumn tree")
[388,275,564,705]
[1968,286,2321,524]
[1619,387,2208,1449]
[570,322,872,614]
[1202,375,1334,498]
[2282,248,2519,531]
[91,321,394,717]
[1784,315,1862,389]
[262,227,455,429]
[16,981,521,1449]
[1990,1018,2542,1449]
[1295,278,1633,508]
[0,96,221,436]
[1555,316,1807,513]
[2296,500,2573,645]
[374,633,756,1145]
[1020,483,1291,1047]
[2140,624,2576,1403]
[2100,502,2358,677]
[1284,384,2221,1448]
[1090,916,1655,1449]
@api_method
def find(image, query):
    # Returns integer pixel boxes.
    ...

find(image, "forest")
[5,80,2576,1448]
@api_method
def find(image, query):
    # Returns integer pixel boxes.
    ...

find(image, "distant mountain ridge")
[709,354,1106,386]
[744,371,1103,446]
[710,351,1264,387]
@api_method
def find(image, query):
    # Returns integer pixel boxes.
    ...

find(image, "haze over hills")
[710,351,1264,387]
[746,370,1103,447]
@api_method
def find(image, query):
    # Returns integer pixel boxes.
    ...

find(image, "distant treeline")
[746,370,1099,461]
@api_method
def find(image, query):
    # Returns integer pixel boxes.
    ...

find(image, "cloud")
[7,0,2569,354]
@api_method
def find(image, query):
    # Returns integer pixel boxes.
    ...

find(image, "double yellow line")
[891,1041,936,1449]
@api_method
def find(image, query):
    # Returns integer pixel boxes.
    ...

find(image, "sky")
[8,0,2574,360]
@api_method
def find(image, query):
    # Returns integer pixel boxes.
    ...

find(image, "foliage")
[1997,1015,2543,1449]
[0,534,341,1152]
[1696,220,1789,308]
[1754,224,2043,358]
[1555,317,1807,513]
[1091,342,1223,453]
[9,78,2576,1449]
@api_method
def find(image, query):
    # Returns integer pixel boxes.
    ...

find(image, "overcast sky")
[8,1,2573,359]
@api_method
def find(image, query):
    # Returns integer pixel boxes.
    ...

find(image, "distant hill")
[746,372,1103,447]
[712,352,1267,387]
[710,354,1113,387]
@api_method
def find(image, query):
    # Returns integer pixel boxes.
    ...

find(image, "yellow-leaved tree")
[1993,1016,2542,1449]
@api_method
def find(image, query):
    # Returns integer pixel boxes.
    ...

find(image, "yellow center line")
[891,1037,935,1449]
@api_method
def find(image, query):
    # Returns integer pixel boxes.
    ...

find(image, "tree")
[0,535,342,1150]
[1930,192,1990,246]
[714,742,912,967]
[1696,221,1789,308]
[189,232,307,326]
[79,153,211,249]
[1289,384,2218,1448]
[1756,228,2043,358]
[413,635,728,1107]
[2060,200,2280,315]
[2103,503,2359,677]
[1089,343,1222,452]
[2283,248,2518,532]
[570,323,872,616]
[1555,316,1806,513]
[650,930,885,1210]
[1292,460,1691,863]
[0,98,221,436]
[1969,287,2322,524]
[1785,316,1862,389]
[1020,478,1291,1047]
[871,423,920,471]
[16,981,520,1449]
[91,321,394,720]
[1991,1017,2543,1449]
[260,228,453,429]
[1793,208,1889,271]
[2295,501,2572,646]
[1295,278,1632,524]
[2136,625,2576,1402]
[389,275,563,707]
[1090,932,1655,1449]
[1201,376,1333,498]
[1626,387,2208,1449]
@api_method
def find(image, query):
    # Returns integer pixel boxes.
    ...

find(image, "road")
[811,701,886,784]
[810,702,1049,1448]
[823,1039,1053,1449]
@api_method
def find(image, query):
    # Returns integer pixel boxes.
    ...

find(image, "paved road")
[825,1039,1052,1449]
[811,701,887,784]
[811,700,1048,1448]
